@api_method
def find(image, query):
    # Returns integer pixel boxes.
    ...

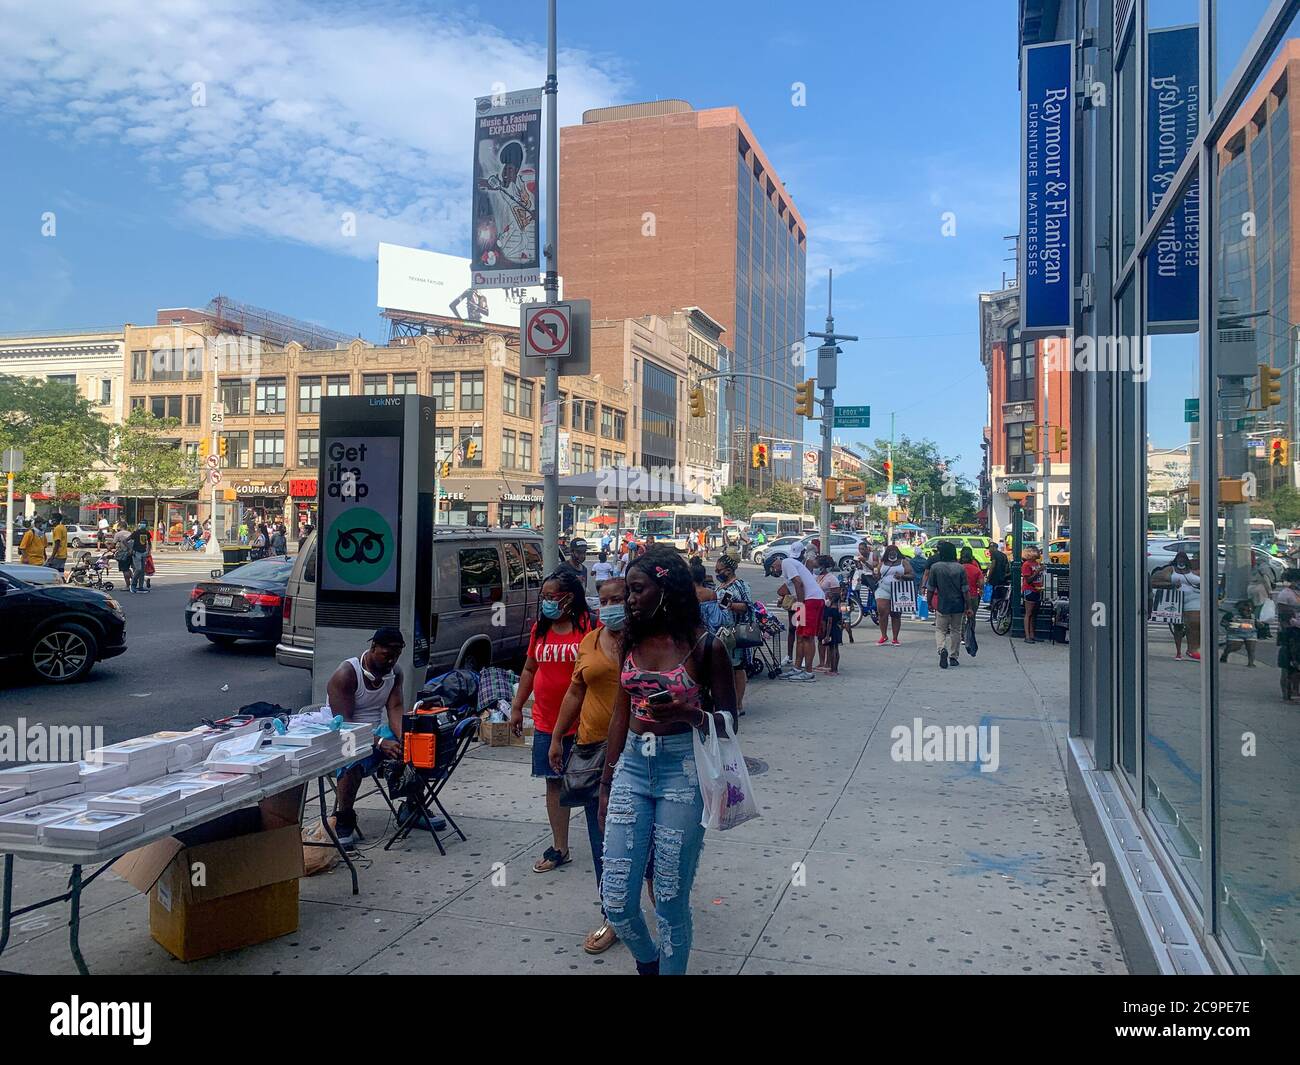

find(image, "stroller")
[69,550,115,591]
[747,600,786,679]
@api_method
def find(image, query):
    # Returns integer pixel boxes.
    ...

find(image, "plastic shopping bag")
[963,614,979,657]
[692,713,760,831]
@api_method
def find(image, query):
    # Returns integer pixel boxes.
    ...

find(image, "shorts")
[797,598,825,638]
[46,557,66,572]
[828,621,843,646]
[532,729,574,779]
[1023,589,1041,603]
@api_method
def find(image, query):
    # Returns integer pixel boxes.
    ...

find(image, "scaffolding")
[206,295,354,350]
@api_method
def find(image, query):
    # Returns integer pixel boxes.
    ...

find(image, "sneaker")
[780,657,794,670]
[877,636,888,645]
[1174,652,1183,660]
[786,670,815,682]
[939,649,949,669]
[891,638,900,646]
[949,655,960,667]
[1188,651,1201,661]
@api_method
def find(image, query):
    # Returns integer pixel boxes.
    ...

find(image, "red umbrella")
[589,515,618,526]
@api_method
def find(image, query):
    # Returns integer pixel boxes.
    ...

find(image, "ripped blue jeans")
[600,730,705,975]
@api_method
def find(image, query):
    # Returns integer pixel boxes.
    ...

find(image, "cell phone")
[646,690,674,706]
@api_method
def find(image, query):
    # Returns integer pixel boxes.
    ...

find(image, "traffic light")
[882,459,893,483]
[793,379,815,418]
[217,436,228,458]
[466,439,478,460]
[751,443,769,469]
[1053,426,1068,452]
[198,437,209,458]
[1271,437,1289,467]
[689,386,705,418]
[1259,363,1283,408]
[1023,425,1039,453]
[824,478,841,502]
[439,459,451,478]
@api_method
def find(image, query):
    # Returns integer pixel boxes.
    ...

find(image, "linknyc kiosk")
[312,394,435,709]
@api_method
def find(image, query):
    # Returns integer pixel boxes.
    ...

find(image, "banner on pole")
[1146,26,1200,332]
[1020,40,1074,334]
[472,88,543,289]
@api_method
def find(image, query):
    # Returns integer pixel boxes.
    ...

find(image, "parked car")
[0,562,63,586]
[751,534,802,568]
[185,555,296,647]
[763,532,865,576]
[276,528,546,675]
[64,524,100,548]
[0,569,126,683]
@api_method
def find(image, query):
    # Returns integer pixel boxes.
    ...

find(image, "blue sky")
[0,0,1027,480]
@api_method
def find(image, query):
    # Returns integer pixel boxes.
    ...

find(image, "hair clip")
[654,565,669,578]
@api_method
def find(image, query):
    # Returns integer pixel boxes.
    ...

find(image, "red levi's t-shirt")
[526,620,589,735]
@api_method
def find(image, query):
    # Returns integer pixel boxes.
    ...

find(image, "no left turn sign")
[522,304,572,358]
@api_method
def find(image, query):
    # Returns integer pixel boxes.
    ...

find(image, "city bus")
[635,504,724,551]
[1179,517,1276,547]
[749,511,813,540]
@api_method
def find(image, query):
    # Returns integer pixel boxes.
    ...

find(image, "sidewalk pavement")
[0,618,1125,975]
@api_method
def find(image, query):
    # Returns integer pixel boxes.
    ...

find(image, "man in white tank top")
[327,626,406,845]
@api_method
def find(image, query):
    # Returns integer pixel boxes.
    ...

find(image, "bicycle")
[989,583,1012,636]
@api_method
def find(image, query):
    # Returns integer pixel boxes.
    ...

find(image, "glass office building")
[1025,0,1300,973]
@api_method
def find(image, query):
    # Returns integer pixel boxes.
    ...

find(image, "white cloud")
[804,202,891,279]
[0,0,628,259]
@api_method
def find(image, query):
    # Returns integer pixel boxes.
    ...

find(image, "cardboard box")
[113,787,305,962]
[479,721,532,748]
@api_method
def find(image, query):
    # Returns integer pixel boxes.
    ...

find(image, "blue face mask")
[599,604,626,630]
[541,599,564,620]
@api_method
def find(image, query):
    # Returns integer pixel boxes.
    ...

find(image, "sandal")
[583,921,619,954]
[532,846,571,873]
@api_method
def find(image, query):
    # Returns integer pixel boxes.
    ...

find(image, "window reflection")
[1212,13,1300,972]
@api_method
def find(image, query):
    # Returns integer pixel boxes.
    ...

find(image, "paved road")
[0,567,312,748]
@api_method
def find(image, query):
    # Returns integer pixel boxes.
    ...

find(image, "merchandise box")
[151,777,228,816]
[77,760,130,792]
[205,750,287,776]
[166,770,257,802]
[480,721,532,748]
[43,808,146,848]
[113,787,306,962]
[86,737,176,764]
[0,762,82,791]
[276,723,344,748]
[0,799,91,841]
[88,784,186,816]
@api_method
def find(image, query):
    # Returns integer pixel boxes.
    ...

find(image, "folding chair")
[380,714,481,854]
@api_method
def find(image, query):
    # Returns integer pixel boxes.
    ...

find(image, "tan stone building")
[123,324,633,532]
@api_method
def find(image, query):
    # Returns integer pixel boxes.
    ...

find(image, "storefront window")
[1211,10,1300,971]
[1142,185,1204,902]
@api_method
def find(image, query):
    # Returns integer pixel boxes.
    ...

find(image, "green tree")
[864,434,978,525]
[114,409,196,520]
[717,482,757,520]
[0,375,114,498]
[763,479,805,514]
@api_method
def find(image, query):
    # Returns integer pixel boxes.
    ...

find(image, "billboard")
[1020,40,1073,333]
[377,243,546,327]
[472,88,542,288]
[1146,26,1200,331]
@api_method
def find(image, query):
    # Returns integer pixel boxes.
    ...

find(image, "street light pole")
[541,0,561,574]
[808,270,857,557]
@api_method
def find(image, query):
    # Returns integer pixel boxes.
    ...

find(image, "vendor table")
[0,754,359,976]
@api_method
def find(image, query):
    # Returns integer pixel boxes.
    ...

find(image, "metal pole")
[4,469,12,563]
[542,0,560,574]
[819,279,834,555]
[886,412,895,543]
[206,339,222,557]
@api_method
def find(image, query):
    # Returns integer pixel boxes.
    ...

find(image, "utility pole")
[541,0,561,574]
[808,270,857,557]
[887,411,895,542]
